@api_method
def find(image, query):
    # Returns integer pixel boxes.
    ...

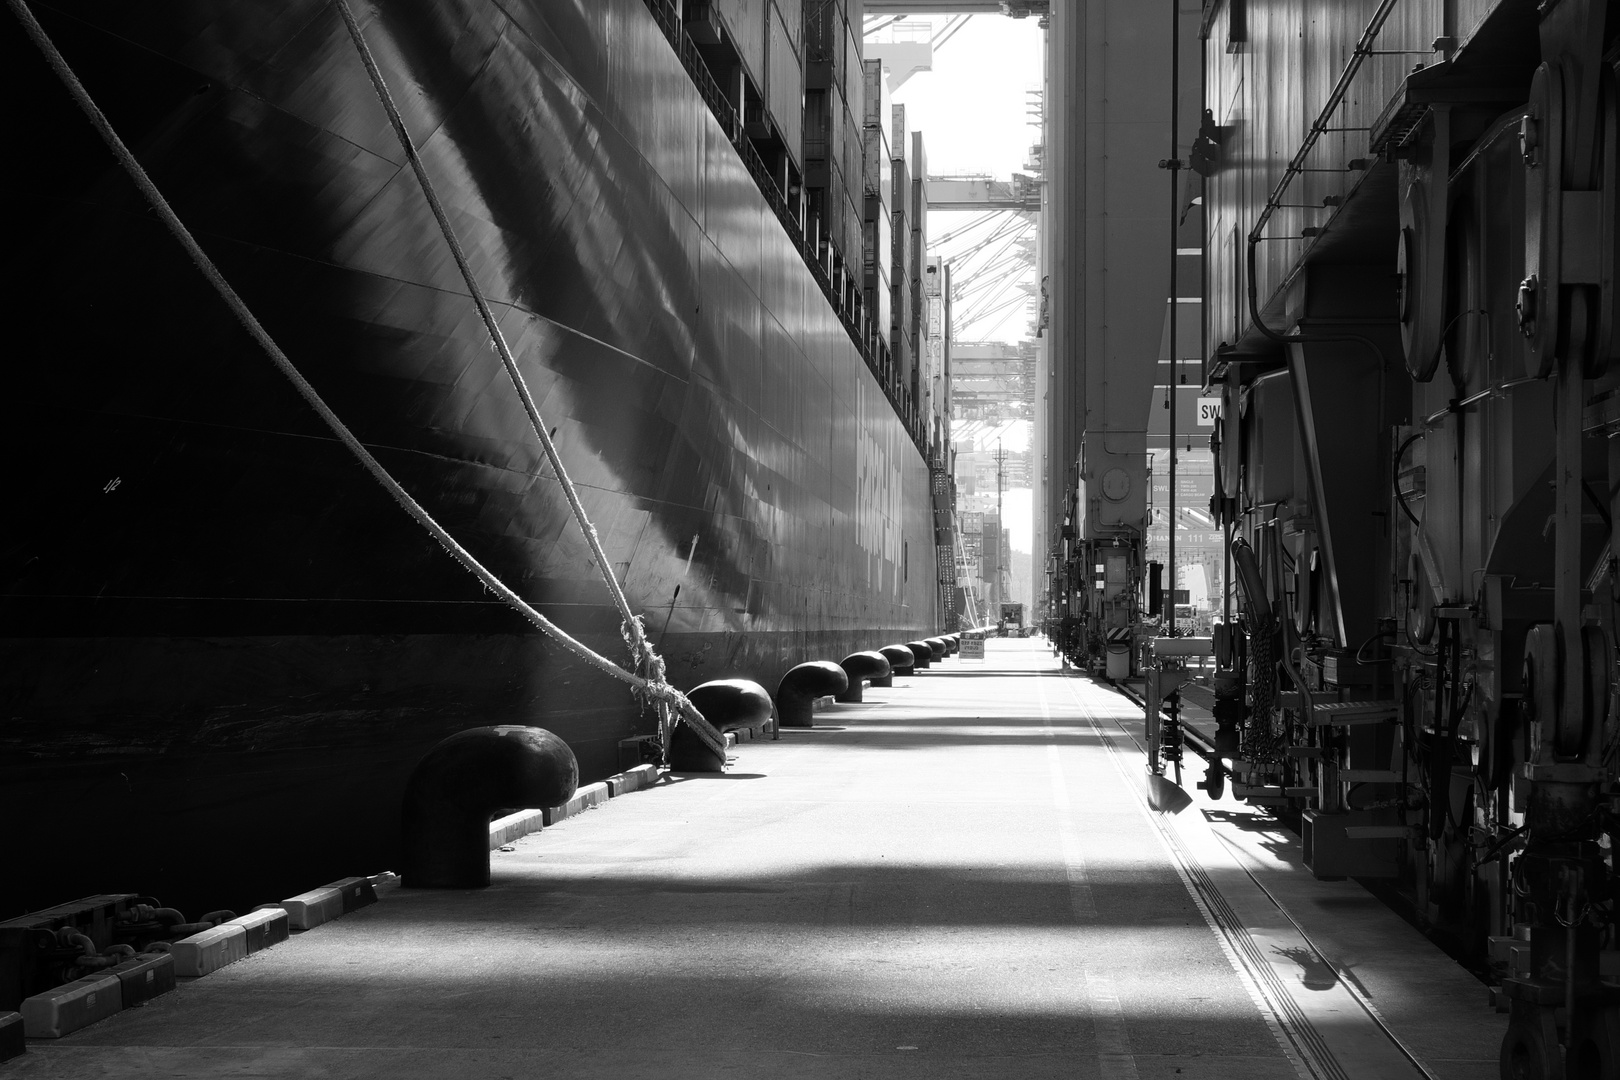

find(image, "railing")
[641,0,925,457]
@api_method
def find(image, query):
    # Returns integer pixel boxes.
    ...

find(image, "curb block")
[0,1011,22,1061]
[542,781,611,826]
[278,888,341,931]
[109,952,174,1008]
[20,972,120,1038]
[225,908,290,953]
[171,924,247,978]
[493,765,663,848]
[278,876,375,931]
[326,876,378,915]
[606,764,659,796]
[489,809,546,849]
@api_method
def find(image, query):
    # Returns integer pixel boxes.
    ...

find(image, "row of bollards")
[401,631,963,888]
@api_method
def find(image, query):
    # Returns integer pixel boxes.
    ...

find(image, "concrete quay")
[9,638,1499,1079]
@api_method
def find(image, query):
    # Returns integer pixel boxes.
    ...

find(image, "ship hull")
[1,0,936,914]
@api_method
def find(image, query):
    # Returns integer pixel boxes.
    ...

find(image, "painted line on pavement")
[1047,671,1319,1080]
[1034,673,1135,1079]
[1035,674,1098,920]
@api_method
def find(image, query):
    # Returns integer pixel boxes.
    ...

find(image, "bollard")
[879,645,915,684]
[837,651,891,702]
[777,662,849,727]
[668,679,772,771]
[402,726,578,889]
[924,637,946,662]
[905,642,933,670]
[943,635,960,655]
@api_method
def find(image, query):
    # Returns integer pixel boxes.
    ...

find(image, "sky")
[882,15,1044,176]
[877,14,1044,349]
[874,15,1036,553]
[870,14,1042,555]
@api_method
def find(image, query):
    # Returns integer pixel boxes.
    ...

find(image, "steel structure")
[1042,1,1201,674]
[1194,0,1620,1072]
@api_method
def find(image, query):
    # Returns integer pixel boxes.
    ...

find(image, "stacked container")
[861,59,893,363]
[801,0,864,295]
[890,103,914,409]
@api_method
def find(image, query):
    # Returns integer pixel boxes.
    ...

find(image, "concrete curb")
[19,972,120,1038]
[226,908,290,954]
[488,808,546,849]
[278,876,378,931]
[490,764,663,848]
[171,924,247,978]
[542,780,610,826]
[0,1010,23,1061]
[108,952,174,1008]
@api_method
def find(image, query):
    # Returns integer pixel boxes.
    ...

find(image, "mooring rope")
[9,0,724,757]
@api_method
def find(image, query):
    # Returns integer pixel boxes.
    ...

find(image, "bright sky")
[872,14,1041,553]
[876,15,1043,347]
[883,15,1043,175]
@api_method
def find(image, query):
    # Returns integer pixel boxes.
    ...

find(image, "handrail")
[1247,0,1404,246]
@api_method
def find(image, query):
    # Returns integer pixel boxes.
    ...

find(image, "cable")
[1392,431,1425,528]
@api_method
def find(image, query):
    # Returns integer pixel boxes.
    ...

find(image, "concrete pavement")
[9,638,1498,1078]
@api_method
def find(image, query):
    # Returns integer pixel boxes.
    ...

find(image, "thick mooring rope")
[10,0,724,757]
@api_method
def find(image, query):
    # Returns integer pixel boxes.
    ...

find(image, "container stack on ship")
[0,0,947,917]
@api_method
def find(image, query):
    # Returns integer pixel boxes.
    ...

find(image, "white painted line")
[1049,672,1315,1080]
[1034,674,1097,919]
[1034,674,1132,1078]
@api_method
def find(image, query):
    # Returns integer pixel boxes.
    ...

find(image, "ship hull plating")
[1,0,935,914]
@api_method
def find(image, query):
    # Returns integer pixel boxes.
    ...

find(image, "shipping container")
[766,4,802,166]
[712,0,768,90]
[802,0,839,89]
[844,184,862,278]
[772,0,802,54]
[863,195,892,281]
[862,125,891,201]
[842,98,863,209]
[861,59,887,129]
[843,17,864,125]
[826,161,848,262]
[801,89,832,185]
[892,156,908,216]
[892,104,907,170]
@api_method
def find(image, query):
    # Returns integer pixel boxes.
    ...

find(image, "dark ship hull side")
[0,0,936,915]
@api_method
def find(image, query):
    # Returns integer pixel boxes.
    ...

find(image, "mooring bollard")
[777,661,849,727]
[668,679,773,771]
[401,726,578,889]
[879,645,915,683]
[905,641,933,670]
[943,635,960,656]
[924,637,946,662]
[837,651,891,702]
